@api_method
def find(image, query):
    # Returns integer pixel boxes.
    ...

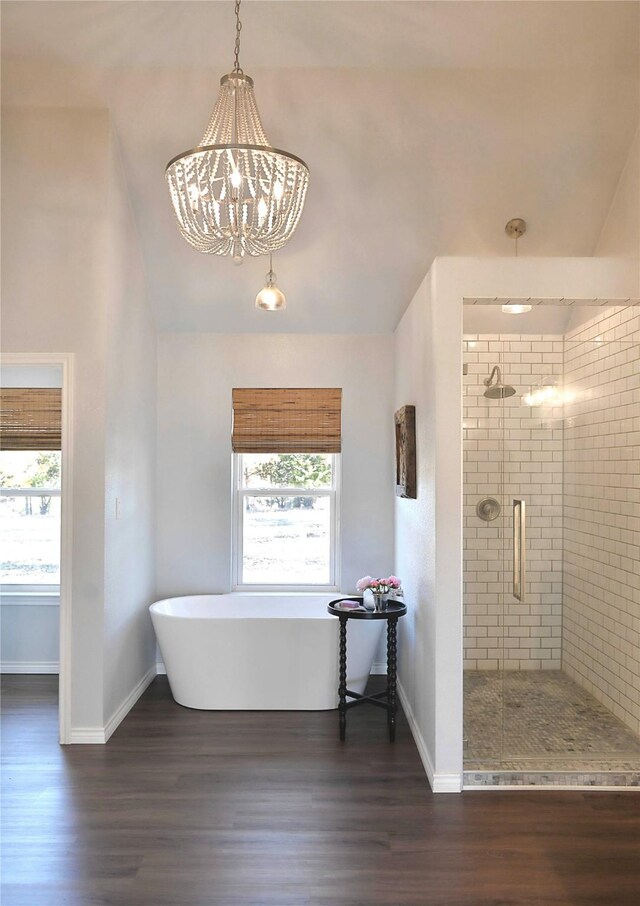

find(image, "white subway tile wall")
[463,308,639,736]
[463,335,564,671]
[563,306,640,736]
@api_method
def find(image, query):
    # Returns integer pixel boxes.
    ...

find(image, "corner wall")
[1,107,109,730]
[102,130,158,727]
[394,260,463,792]
[394,272,436,777]
[1,107,158,738]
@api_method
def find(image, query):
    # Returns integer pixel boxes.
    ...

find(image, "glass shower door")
[465,324,640,778]
[499,347,564,767]
[500,333,640,769]
[465,336,564,769]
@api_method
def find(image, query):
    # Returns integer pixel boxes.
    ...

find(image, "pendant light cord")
[233,0,243,74]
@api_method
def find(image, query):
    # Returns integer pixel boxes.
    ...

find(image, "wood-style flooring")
[2,675,639,906]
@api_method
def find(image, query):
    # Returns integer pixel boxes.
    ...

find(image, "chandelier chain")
[233,0,243,73]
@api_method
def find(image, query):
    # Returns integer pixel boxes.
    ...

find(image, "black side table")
[328,598,407,742]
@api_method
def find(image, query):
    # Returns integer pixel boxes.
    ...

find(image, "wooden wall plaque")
[395,405,416,499]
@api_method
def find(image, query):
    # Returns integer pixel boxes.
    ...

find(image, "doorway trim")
[1,352,74,744]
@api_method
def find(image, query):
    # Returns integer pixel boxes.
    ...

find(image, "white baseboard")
[68,726,107,744]
[103,665,157,743]
[1,661,59,674]
[397,680,462,794]
[156,661,167,675]
[67,664,157,745]
[431,772,463,794]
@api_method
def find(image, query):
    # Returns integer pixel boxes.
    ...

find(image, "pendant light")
[165,0,309,262]
[255,253,286,310]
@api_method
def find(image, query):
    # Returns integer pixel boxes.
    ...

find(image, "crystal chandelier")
[165,0,309,262]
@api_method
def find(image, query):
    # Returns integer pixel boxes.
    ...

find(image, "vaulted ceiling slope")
[2,1,639,333]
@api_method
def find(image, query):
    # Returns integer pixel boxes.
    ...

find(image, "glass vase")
[371,591,389,612]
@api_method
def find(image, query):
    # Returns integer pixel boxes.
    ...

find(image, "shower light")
[502,303,532,314]
[524,384,556,407]
[523,377,575,407]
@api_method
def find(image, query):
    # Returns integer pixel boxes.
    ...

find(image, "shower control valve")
[476,497,501,522]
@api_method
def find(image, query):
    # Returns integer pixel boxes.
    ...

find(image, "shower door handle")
[513,499,525,601]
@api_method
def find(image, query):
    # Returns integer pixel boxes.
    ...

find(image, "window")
[0,450,61,592]
[231,388,342,590]
[0,387,62,595]
[234,452,339,589]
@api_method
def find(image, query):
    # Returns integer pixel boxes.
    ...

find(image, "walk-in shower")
[463,302,640,787]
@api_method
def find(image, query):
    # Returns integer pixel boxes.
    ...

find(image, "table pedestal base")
[337,614,400,742]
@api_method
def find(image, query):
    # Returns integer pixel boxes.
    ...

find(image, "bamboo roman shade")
[232,388,342,454]
[0,388,62,451]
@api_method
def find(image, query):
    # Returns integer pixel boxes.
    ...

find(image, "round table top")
[327,597,407,620]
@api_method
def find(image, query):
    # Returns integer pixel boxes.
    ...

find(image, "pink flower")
[357,574,402,593]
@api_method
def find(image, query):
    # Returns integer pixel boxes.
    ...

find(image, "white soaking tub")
[150,594,384,711]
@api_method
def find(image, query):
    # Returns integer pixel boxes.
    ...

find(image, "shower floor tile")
[464,670,640,774]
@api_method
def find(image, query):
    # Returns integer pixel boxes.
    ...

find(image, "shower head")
[483,365,516,399]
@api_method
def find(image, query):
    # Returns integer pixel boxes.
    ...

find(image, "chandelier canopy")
[165,1,309,261]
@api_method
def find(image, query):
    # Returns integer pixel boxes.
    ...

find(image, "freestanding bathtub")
[150,594,384,710]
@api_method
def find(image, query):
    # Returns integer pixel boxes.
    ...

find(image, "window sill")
[0,591,60,606]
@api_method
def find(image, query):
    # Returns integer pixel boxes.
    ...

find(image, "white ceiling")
[3,1,639,333]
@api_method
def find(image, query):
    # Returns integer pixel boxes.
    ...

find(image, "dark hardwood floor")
[2,675,639,906]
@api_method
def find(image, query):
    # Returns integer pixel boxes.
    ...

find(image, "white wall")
[395,257,639,793]
[2,107,109,729]
[563,305,640,736]
[394,259,464,793]
[596,129,640,258]
[1,107,157,736]
[394,272,438,782]
[102,132,158,724]
[156,334,395,597]
[0,604,60,671]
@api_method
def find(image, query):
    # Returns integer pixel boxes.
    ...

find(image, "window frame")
[232,453,341,592]
[0,485,62,597]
